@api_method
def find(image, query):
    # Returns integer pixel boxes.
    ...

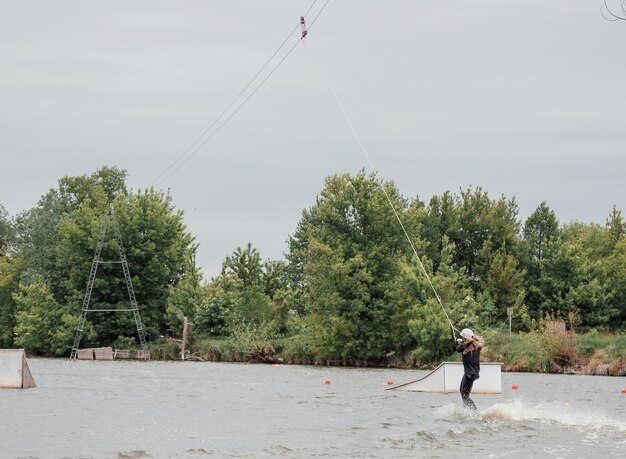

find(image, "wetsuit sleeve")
[455,342,467,353]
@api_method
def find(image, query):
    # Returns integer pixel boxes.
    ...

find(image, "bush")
[112,335,136,350]
[193,337,227,361]
[576,331,626,360]
[609,335,626,359]
[223,320,279,363]
[483,329,551,372]
[575,330,606,356]
[485,327,624,374]
[279,334,316,364]
[278,315,315,364]
[147,338,180,360]
[407,299,453,363]
[541,320,576,369]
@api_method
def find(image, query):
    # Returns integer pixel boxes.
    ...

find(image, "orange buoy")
[387,380,393,385]
[325,379,331,385]
[512,384,519,390]
[274,364,281,368]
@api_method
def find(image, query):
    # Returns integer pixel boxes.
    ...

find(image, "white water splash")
[434,400,626,434]
[480,400,626,432]
[434,403,481,421]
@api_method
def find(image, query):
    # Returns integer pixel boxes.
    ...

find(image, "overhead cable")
[305,39,459,338]
[151,0,330,187]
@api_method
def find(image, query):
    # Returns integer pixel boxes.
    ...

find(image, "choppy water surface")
[1,359,624,458]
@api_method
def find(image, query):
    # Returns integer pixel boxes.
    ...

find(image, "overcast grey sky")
[1,0,625,278]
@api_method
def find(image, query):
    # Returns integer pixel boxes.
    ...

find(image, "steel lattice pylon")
[70,205,148,360]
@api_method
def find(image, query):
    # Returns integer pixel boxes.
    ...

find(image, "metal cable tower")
[70,205,148,360]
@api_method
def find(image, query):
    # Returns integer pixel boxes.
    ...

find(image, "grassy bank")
[146,329,626,376]
[483,329,626,376]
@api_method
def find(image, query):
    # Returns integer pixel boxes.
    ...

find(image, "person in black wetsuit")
[454,328,484,410]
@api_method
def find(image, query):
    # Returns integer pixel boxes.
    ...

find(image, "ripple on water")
[264,445,294,455]
[116,451,153,459]
[10,360,626,458]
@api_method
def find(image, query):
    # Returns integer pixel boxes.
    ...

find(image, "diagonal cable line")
[150,0,327,187]
[305,39,459,338]
[154,37,303,187]
[149,24,300,186]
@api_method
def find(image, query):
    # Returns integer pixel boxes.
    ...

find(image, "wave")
[435,400,625,434]
[480,400,626,432]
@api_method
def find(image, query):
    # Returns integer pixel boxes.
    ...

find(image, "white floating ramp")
[390,362,502,394]
[0,349,36,389]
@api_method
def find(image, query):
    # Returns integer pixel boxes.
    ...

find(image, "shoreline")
[26,352,626,377]
[157,336,626,377]
[18,330,625,377]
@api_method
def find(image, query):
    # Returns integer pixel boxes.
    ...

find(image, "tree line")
[0,167,624,363]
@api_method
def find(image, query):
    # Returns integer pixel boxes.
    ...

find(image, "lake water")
[1,358,624,458]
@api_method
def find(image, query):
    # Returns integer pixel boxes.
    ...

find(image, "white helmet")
[460,328,474,340]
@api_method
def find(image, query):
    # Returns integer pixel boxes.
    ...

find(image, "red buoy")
[621,388,626,394]
[325,379,331,385]
[387,380,393,385]
[512,384,519,390]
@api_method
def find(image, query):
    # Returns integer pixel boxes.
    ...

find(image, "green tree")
[404,237,489,362]
[0,204,13,256]
[195,283,236,336]
[13,166,128,301]
[0,256,21,347]
[604,238,626,328]
[58,188,196,347]
[521,202,559,320]
[220,243,268,327]
[419,192,457,270]
[202,244,286,337]
[530,223,618,329]
[523,201,559,262]
[262,259,288,299]
[606,205,625,246]
[165,254,206,333]
[58,166,126,206]
[484,248,526,321]
[452,186,490,281]
[228,285,275,329]
[0,206,19,347]
[534,236,580,320]
[13,190,72,300]
[12,280,88,356]
[288,171,420,362]
[562,216,623,329]
[223,243,262,288]
[562,279,614,329]
[421,187,521,292]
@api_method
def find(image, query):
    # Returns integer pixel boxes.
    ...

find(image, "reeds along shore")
[482,329,626,376]
[146,329,626,376]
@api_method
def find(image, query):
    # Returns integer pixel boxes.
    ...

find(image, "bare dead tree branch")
[602,0,626,21]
